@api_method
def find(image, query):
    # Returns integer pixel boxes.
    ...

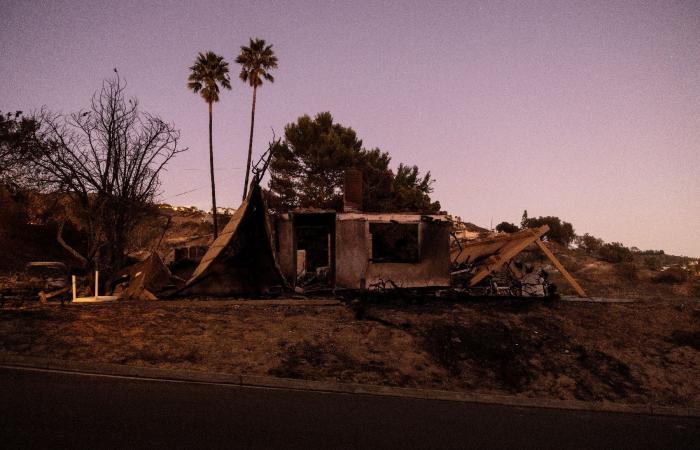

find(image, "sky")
[1,0,699,256]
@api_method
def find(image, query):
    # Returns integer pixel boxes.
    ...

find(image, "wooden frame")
[452,225,588,297]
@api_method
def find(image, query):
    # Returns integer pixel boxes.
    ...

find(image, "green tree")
[599,242,633,263]
[187,51,232,238]
[268,112,440,213]
[495,221,519,233]
[235,38,278,200]
[524,215,575,245]
[643,255,661,270]
[520,210,528,228]
[578,233,603,255]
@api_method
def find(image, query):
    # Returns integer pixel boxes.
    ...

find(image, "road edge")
[1,353,698,417]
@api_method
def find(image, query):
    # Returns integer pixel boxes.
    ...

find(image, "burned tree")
[33,73,185,276]
[0,111,44,191]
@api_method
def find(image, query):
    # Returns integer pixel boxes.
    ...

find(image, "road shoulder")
[1,353,698,417]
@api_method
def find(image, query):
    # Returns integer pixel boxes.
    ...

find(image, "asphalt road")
[1,366,698,449]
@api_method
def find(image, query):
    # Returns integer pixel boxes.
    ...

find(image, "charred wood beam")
[535,238,588,297]
[467,226,549,287]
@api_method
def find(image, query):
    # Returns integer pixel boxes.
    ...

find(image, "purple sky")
[2,0,699,256]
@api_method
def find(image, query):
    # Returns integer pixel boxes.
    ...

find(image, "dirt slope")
[1,296,698,408]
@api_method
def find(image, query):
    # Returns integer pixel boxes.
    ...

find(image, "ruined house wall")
[335,219,369,288]
[275,212,451,290]
[275,216,295,283]
[364,221,451,288]
[334,217,451,289]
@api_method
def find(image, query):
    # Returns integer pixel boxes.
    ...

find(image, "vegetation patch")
[669,330,700,352]
[571,346,641,400]
[120,347,203,365]
[421,315,643,400]
[653,268,689,284]
[423,321,534,391]
[0,299,697,407]
[269,338,400,383]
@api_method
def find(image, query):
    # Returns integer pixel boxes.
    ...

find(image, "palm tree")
[236,38,278,200]
[187,51,231,238]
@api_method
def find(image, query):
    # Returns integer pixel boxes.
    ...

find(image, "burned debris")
[0,262,70,304]
[180,183,289,297]
[450,225,587,298]
[1,151,587,302]
[269,170,586,298]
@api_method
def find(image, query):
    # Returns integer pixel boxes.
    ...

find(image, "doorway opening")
[293,212,336,289]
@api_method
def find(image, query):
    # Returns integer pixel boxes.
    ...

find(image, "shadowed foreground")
[1,366,698,449]
[1,297,699,408]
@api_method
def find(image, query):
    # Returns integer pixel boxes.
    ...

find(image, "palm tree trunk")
[242,85,257,200]
[209,101,218,239]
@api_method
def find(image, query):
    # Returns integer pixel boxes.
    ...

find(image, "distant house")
[216,206,237,215]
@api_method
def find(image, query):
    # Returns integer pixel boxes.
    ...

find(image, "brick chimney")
[343,169,362,212]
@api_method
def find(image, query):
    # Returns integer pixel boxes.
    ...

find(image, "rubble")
[451,225,587,298]
[120,271,158,301]
[0,261,71,302]
[180,184,289,296]
[171,171,588,299]
[115,252,177,295]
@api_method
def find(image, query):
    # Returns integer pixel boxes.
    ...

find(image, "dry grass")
[1,296,699,407]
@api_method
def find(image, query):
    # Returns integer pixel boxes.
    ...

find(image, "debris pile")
[450,225,586,298]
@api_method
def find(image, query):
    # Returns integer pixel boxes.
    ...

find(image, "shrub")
[495,221,519,233]
[639,249,665,256]
[643,256,661,270]
[652,267,689,284]
[577,233,603,255]
[615,262,638,281]
[599,242,633,263]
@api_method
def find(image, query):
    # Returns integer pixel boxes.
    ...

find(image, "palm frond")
[186,50,232,103]
[235,38,278,88]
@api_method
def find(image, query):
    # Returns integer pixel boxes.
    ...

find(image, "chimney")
[343,169,362,212]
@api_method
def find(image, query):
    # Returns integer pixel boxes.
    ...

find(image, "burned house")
[180,171,451,296]
[274,171,452,291]
[181,170,586,298]
[274,211,452,290]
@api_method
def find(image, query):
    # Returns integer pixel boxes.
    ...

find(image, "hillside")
[537,242,699,299]
[1,189,698,299]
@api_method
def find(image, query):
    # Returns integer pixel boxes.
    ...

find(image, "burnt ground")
[1,296,699,407]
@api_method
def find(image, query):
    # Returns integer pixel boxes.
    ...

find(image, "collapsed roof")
[118,252,173,294]
[451,225,587,297]
[180,184,288,296]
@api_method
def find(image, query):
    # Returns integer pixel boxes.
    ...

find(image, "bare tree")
[0,111,43,191]
[33,73,185,276]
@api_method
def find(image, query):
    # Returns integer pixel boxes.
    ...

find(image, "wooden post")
[94,271,99,301]
[72,275,76,301]
[468,226,549,287]
[534,239,588,297]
